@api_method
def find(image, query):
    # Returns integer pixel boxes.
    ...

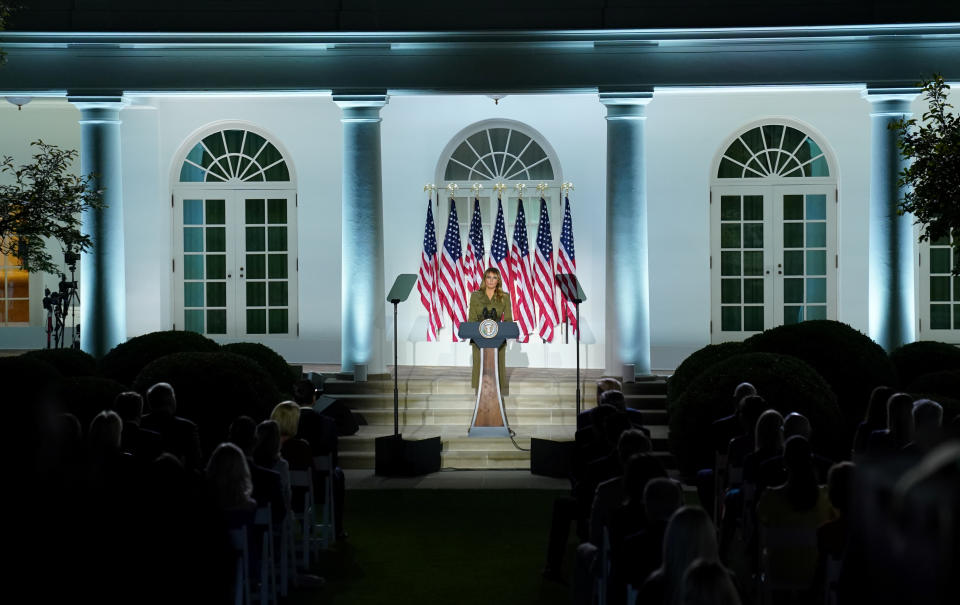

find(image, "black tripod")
[43,253,80,349]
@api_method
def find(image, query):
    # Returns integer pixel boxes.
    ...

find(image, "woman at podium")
[469,267,513,394]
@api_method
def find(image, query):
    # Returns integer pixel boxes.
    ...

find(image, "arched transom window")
[179,129,290,183]
[717,125,830,179]
[443,125,555,182]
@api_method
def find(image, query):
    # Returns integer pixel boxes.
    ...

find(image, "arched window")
[172,125,297,339]
[435,120,562,257]
[710,121,837,342]
[717,125,830,179]
[179,129,290,183]
[442,124,555,182]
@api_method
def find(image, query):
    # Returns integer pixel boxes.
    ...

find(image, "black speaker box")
[530,438,574,478]
[374,434,443,476]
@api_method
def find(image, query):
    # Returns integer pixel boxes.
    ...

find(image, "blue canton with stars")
[443,199,462,260]
[537,198,553,258]
[423,199,437,256]
[491,199,509,263]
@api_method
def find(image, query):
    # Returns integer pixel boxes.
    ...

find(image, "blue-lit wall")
[0,88,938,367]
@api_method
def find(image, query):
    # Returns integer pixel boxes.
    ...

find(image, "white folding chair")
[312,454,336,549]
[228,526,251,605]
[252,505,277,605]
[596,526,611,605]
[758,524,819,605]
[289,470,315,570]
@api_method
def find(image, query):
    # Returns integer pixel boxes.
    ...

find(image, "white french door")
[173,190,297,337]
[711,185,837,342]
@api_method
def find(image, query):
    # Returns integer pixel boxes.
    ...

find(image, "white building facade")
[1,26,958,373]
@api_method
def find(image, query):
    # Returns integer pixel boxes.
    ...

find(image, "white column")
[600,91,654,378]
[68,95,128,358]
[333,93,388,375]
[863,87,919,352]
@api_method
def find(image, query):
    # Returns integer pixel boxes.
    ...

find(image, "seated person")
[141,382,202,471]
[577,377,623,430]
[757,436,836,591]
[622,478,684,592]
[866,393,915,456]
[903,399,944,455]
[114,391,162,464]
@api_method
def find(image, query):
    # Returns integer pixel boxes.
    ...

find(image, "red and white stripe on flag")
[534,197,559,342]
[556,195,578,337]
[463,197,486,294]
[438,198,468,341]
[490,198,512,295]
[417,198,443,341]
[509,199,536,343]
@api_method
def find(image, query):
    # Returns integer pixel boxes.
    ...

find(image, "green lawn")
[290,489,575,605]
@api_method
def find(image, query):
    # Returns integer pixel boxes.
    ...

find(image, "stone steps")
[322,368,672,471]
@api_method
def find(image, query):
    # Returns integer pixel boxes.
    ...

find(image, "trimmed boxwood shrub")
[908,369,960,423]
[58,376,127,429]
[0,355,61,405]
[0,356,62,445]
[669,352,842,477]
[132,351,282,457]
[221,342,298,396]
[100,330,220,387]
[745,320,896,432]
[667,342,748,408]
[22,348,97,377]
[891,341,960,388]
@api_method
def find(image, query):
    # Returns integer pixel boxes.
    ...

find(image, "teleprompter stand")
[458,320,519,437]
[556,274,587,413]
[374,274,441,476]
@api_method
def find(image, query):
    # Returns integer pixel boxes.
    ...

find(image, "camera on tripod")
[45,248,81,349]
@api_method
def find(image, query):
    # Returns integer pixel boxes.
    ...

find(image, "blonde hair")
[483,267,505,303]
[205,442,253,510]
[596,378,623,405]
[270,401,301,438]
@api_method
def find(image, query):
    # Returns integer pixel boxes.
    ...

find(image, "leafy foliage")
[132,352,281,457]
[890,341,960,388]
[99,330,220,387]
[21,348,97,377]
[907,369,960,425]
[0,141,105,274]
[891,75,960,269]
[668,352,842,476]
[58,376,127,429]
[745,320,896,433]
[666,341,747,409]
[221,342,299,396]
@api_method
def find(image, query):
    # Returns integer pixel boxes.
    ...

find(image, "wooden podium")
[458,320,519,437]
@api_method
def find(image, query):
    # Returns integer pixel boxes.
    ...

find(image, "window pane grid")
[929,237,959,330]
[183,198,228,335]
[245,198,290,335]
[720,195,765,332]
[782,194,827,324]
[0,252,30,325]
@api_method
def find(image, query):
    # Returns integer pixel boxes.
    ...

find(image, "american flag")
[417,198,443,341]
[556,196,578,338]
[438,199,468,341]
[490,198,511,293]
[510,199,536,343]
[534,197,559,342]
[463,198,485,293]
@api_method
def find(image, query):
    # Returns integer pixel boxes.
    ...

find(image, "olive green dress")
[468,290,513,394]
